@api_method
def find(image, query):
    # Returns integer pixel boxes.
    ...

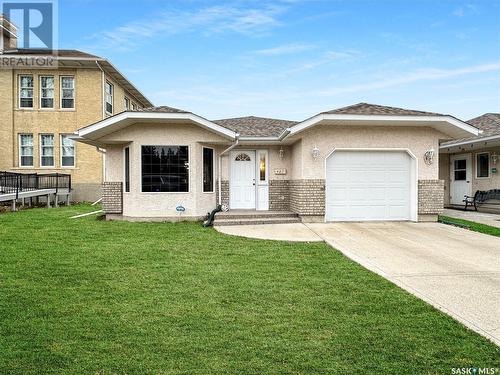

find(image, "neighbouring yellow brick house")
[0,19,153,201]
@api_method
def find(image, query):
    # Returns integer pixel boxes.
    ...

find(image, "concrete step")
[215,211,298,220]
[214,216,301,226]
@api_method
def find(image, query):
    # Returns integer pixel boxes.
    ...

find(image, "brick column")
[269,180,290,210]
[102,182,123,214]
[418,180,444,216]
[290,179,325,217]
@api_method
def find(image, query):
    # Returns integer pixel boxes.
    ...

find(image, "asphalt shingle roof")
[134,106,189,114]
[441,113,500,146]
[213,116,298,137]
[2,48,101,59]
[322,102,442,116]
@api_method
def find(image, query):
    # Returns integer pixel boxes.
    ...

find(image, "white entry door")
[450,154,472,205]
[326,150,414,221]
[230,151,256,209]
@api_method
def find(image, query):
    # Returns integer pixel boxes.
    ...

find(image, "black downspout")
[203,204,222,227]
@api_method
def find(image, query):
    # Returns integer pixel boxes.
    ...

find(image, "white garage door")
[326,150,413,221]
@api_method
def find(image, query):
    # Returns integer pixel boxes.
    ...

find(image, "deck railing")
[0,171,71,199]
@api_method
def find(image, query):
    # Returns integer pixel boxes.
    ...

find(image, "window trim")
[105,81,114,115]
[475,152,490,179]
[124,146,130,193]
[60,134,76,168]
[39,75,55,109]
[202,146,215,193]
[18,133,34,167]
[59,75,75,110]
[18,74,34,109]
[39,133,55,168]
[140,145,190,194]
[124,96,130,111]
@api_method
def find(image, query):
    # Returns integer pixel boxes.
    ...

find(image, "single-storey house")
[74,103,479,223]
[440,113,500,211]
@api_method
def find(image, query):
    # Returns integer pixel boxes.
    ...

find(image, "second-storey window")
[19,75,34,108]
[40,76,55,108]
[40,134,54,167]
[105,81,113,114]
[61,135,75,167]
[61,76,75,109]
[19,134,33,166]
[124,97,130,110]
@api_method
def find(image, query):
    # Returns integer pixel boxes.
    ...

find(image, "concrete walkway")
[215,221,500,345]
[443,208,500,228]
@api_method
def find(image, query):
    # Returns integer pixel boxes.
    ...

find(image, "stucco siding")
[297,125,442,180]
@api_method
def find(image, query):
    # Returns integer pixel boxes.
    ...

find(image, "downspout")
[218,135,239,206]
[95,61,106,183]
[95,61,106,119]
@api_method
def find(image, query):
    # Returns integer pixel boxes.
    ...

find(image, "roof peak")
[322,102,443,116]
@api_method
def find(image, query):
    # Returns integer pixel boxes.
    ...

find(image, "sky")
[57,0,500,121]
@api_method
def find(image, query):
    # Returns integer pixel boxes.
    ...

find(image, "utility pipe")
[218,135,239,206]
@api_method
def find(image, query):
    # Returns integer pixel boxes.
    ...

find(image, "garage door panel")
[326,151,413,222]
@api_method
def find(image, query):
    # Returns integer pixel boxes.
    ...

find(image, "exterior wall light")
[312,146,320,159]
[492,152,498,166]
[279,146,285,159]
[424,149,435,165]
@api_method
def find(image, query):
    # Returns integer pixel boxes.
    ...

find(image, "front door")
[450,154,472,205]
[230,151,256,209]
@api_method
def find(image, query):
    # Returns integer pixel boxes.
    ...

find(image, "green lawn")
[439,215,500,237]
[1,205,498,374]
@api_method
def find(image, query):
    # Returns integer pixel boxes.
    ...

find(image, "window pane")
[141,145,189,192]
[20,134,33,146]
[454,159,466,170]
[61,77,74,88]
[259,153,266,181]
[41,156,54,166]
[477,154,489,178]
[62,156,74,167]
[124,147,130,192]
[203,148,214,192]
[454,170,466,181]
[21,156,33,166]
[41,135,54,146]
[62,98,74,108]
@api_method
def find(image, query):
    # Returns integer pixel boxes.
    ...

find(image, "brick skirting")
[102,182,123,214]
[418,179,444,215]
[289,179,325,216]
[216,180,229,207]
[269,180,290,211]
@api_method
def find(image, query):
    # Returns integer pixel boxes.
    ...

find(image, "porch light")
[492,152,498,166]
[279,146,284,159]
[312,146,320,159]
[424,149,435,165]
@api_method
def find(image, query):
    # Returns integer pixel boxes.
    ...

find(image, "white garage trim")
[324,148,418,222]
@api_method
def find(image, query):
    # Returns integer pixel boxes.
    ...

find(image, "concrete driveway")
[307,222,500,345]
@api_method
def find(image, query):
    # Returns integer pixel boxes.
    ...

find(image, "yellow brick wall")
[0,67,146,201]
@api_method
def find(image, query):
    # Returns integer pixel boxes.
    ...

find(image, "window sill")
[11,167,80,171]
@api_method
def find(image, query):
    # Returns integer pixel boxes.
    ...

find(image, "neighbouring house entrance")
[450,153,472,205]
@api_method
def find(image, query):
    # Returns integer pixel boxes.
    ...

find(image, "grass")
[0,204,498,374]
[439,215,500,237]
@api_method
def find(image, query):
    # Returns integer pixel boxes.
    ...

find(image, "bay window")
[203,147,214,192]
[141,146,189,192]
